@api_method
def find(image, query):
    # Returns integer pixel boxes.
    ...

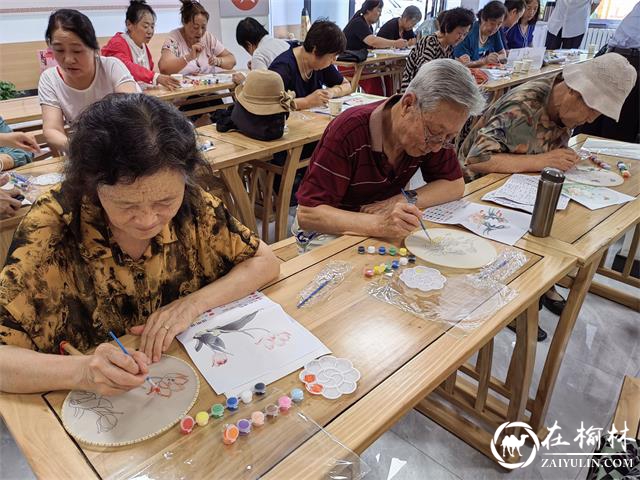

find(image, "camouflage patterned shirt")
[458,75,571,181]
[0,185,259,353]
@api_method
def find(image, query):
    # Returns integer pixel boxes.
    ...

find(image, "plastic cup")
[588,44,596,56]
[328,99,342,116]
[513,61,523,73]
[522,59,533,73]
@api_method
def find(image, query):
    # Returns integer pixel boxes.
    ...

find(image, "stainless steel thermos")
[529,167,565,237]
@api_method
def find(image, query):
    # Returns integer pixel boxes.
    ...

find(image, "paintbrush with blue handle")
[108,331,159,391]
[400,188,432,243]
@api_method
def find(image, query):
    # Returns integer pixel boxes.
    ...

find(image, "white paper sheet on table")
[581,138,640,161]
[561,182,636,210]
[506,47,545,71]
[177,292,330,396]
[480,68,511,80]
[423,200,531,246]
[371,48,411,56]
[481,174,570,213]
[310,93,382,115]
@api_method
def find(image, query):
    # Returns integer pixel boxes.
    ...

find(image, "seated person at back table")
[102,0,181,90]
[39,9,139,155]
[269,20,351,110]
[232,17,291,84]
[503,0,540,50]
[458,53,636,182]
[0,94,279,395]
[454,0,507,68]
[159,0,236,76]
[377,5,423,47]
[499,0,526,49]
[293,59,485,244]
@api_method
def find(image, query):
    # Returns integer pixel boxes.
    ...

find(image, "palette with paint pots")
[299,356,361,400]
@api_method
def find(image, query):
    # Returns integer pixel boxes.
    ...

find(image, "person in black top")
[342,1,408,95]
[343,0,408,51]
[269,20,351,110]
[377,5,422,47]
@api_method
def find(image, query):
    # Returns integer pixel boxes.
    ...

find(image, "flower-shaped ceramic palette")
[30,173,64,186]
[299,356,360,400]
[399,266,447,292]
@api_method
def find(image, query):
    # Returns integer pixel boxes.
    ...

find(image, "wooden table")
[335,52,408,95]
[0,79,236,127]
[197,111,333,241]
[482,54,589,101]
[423,135,640,459]
[0,217,575,478]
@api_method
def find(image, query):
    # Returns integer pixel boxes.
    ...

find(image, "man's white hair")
[405,59,485,116]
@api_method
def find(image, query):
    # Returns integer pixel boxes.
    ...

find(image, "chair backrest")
[0,33,169,91]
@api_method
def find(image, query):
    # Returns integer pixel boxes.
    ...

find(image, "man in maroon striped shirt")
[294,59,485,244]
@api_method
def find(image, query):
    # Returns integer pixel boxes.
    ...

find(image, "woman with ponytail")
[103,1,181,89]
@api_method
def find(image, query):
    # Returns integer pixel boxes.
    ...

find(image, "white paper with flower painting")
[177,292,330,396]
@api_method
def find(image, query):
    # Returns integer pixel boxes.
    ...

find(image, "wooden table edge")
[263,253,577,478]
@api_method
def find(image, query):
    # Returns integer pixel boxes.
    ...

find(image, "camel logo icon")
[490,421,540,469]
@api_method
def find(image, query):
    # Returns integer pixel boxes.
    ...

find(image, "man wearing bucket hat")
[457,52,636,327]
[230,70,295,141]
[459,53,637,182]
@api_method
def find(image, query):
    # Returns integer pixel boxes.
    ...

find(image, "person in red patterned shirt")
[294,59,485,246]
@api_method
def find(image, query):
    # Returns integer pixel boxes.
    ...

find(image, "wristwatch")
[404,189,418,205]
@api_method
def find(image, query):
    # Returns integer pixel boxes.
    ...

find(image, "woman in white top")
[39,9,139,154]
[159,0,236,75]
[232,17,291,84]
[102,1,180,90]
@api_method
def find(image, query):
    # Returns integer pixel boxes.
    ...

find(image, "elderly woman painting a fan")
[0,94,279,395]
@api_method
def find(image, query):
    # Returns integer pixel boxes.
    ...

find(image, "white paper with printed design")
[177,292,330,396]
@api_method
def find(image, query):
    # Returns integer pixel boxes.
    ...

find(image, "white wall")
[0,9,180,44]
[312,0,350,28]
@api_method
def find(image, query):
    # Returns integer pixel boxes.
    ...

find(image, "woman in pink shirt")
[159,0,236,75]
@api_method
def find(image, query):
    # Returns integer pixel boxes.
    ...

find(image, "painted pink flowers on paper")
[256,331,292,350]
[469,208,508,236]
[193,309,292,368]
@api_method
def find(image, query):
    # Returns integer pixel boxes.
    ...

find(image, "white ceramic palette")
[299,356,360,400]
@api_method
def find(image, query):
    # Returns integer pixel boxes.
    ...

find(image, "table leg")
[529,253,603,434]
[274,145,304,242]
[219,165,259,234]
[507,303,538,426]
[350,64,365,93]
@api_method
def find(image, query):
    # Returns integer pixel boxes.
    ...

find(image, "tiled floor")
[0,246,638,480]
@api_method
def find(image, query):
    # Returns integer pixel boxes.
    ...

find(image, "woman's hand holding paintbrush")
[60,338,151,396]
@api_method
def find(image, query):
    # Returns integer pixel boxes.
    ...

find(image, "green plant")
[0,81,17,100]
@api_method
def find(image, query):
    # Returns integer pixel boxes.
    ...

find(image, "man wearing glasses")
[293,59,485,247]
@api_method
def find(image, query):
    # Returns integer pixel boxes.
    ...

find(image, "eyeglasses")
[418,109,456,149]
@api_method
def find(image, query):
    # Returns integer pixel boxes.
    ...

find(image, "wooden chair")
[247,155,311,244]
